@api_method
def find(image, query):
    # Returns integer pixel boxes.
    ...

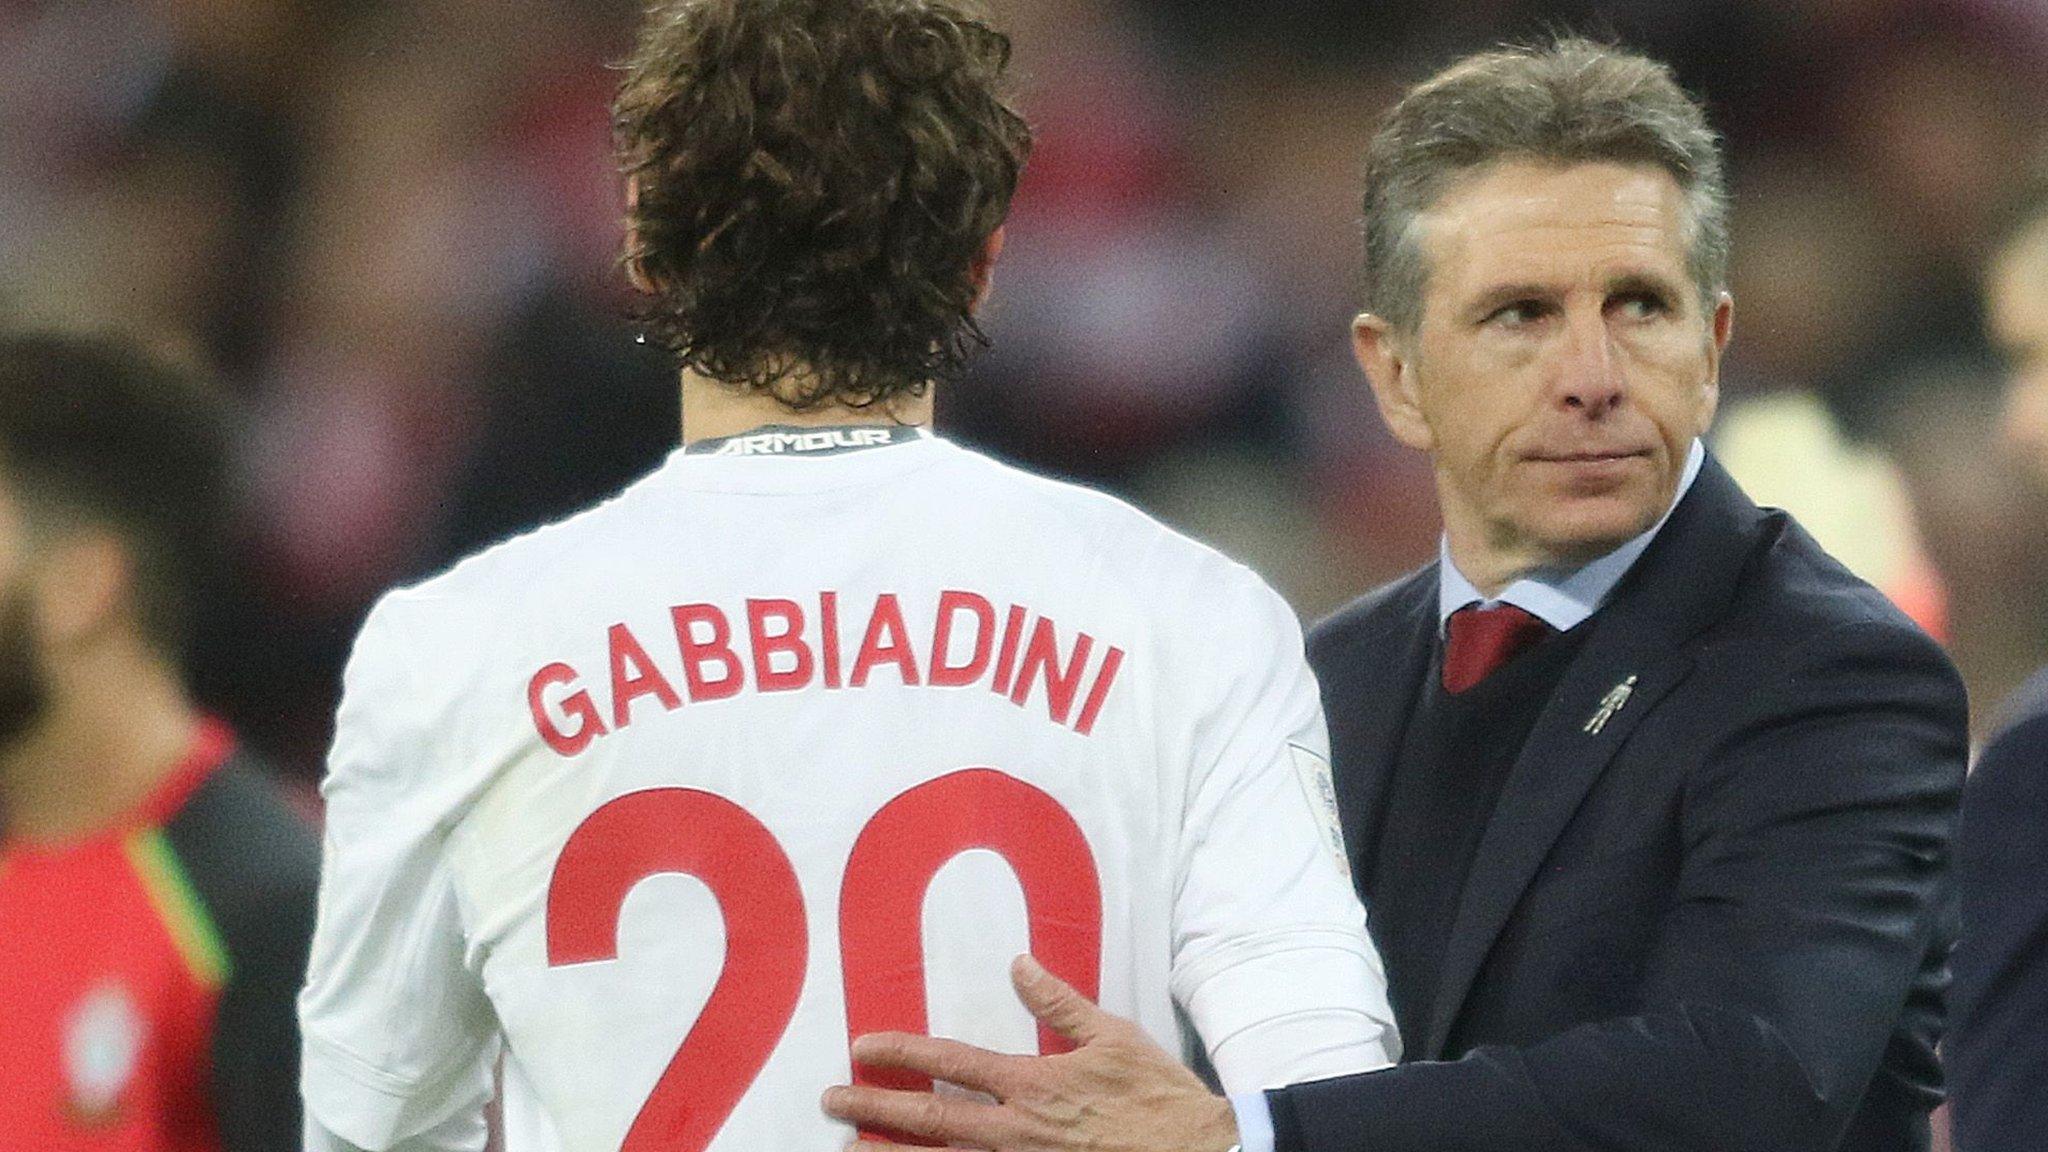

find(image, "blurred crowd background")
[4,0,2047,781]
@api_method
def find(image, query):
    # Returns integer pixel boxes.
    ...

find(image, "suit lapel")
[1321,570,1437,899]
[1421,457,1767,1058]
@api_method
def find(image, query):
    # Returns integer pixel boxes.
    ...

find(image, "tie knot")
[1443,603,1553,693]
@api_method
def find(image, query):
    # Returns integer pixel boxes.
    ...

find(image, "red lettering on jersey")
[929,591,996,688]
[547,789,806,1152]
[990,604,1028,695]
[747,599,814,693]
[609,623,682,727]
[529,662,609,756]
[1072,645,1126,735]
[841,769,1102,1143]
[537,595,1125,738]
[850,593,921,687]
[820,591,844,690]
[1009,619,1094,725]
[672,604,745,701]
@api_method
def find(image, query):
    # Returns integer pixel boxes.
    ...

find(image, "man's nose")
[1555,309,1625,415]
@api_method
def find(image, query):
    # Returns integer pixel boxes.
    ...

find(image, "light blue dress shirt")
[1226,439,1705,1152]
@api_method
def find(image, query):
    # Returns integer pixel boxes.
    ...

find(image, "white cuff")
[1229,1089,1277,1152]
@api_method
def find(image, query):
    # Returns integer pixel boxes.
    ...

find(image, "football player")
[298,3,1397,1150]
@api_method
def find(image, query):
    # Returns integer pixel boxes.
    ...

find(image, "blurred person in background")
[0,332,318,1152]
[1948,186,2048,1152]
[1707,156,1951,641]
[1984,192,2048,484]
[827,37,1970,1152]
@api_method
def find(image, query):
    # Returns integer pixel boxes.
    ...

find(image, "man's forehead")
[1418,161,1691,288]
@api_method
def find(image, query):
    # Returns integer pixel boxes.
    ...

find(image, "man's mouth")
[1527,449,1651,464]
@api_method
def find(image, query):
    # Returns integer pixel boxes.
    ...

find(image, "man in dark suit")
[1294,447,1961,1152]
[824,37,1967,1152]
[1951,671,2048,1150]
[1947,192,2048,1151]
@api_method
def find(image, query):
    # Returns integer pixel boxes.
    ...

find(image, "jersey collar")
[1,717,234,856]
[681,424,932,458]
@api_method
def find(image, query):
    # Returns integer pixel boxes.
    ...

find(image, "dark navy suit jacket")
[1949,667,2048,1150]
[1274,457,1968,1152]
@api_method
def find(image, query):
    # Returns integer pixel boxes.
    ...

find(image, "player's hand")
[822,954,1239,1152]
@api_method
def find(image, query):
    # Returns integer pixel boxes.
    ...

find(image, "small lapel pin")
[1584,675,1639,735]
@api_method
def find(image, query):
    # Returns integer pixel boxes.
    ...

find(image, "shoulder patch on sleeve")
[1289,742,1349,874]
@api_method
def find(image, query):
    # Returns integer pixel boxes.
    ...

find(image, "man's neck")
[1441,531,1602,599]
[0,651,200,844]
[679,368,935,445]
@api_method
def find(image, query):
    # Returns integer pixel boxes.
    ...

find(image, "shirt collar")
[1437,439,1706,634]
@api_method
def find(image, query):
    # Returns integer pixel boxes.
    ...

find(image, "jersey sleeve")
[298,593,502,1151]
[1167,575,1399,1093]
[305,1108,489,1152]
[209,851,315,1152]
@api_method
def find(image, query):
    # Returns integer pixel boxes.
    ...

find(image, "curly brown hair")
[615,0,1032,409]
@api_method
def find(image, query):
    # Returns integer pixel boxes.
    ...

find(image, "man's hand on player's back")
[827,956,1236,1152]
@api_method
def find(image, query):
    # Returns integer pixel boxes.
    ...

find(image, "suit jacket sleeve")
[1270,619,1966,1152]
[1948,706,2048,1148]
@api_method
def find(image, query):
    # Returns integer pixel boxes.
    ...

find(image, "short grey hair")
[1362,37,1729,333]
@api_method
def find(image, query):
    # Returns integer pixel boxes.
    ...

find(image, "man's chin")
[1523,500,1664,566]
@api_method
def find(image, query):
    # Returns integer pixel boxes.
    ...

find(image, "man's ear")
[1353,313,1434,452]
[33,531,132,650]
[970,227,1007,312]
[624,176,656,295]
[1699,291,1734,430]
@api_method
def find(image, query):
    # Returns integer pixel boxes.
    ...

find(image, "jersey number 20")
[545,768,1102,1152]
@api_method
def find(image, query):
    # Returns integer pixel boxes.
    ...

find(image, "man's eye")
[1486,301,1547,326]
[1615,293,1668,320]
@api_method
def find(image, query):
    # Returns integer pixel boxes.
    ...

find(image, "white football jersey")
[299,430,1396,1152]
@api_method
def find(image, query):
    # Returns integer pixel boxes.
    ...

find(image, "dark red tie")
[1443,603,1553,693]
